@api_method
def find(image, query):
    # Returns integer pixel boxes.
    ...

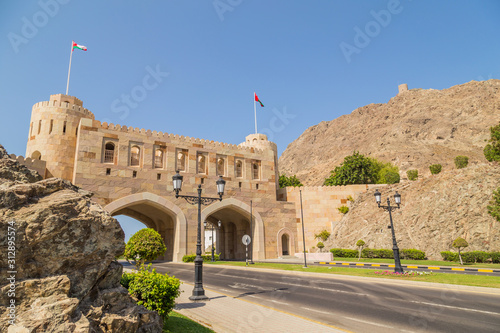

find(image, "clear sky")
[1,1,499,242]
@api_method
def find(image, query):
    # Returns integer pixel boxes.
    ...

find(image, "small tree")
[317,242,325,252]
[488,187,500,222]
[314,230,330,242]
[429,164,442,175]
[484,122,500,162]
[452,237,469,265]
[407,169,418,181]
[279,174,303,188]
[125,228,166,267]
[356,239,365,261]
[324,151,377,186]
[454,156,469,169]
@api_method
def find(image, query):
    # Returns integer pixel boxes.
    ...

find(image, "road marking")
[372,264,381,267]
[342,263,350,265]
[270,299,290,305]
[452,268,465,271]
[388,264,395,267]
[428,267,440,269]
[343,316,394,328]
[301,307,332,315]
[409,301,500,316]
[407,266,419,269]
[478,269,493,273]
[356,263,364,266]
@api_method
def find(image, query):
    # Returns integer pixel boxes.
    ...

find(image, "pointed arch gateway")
[201,198,266,260]
[104,192,187,262]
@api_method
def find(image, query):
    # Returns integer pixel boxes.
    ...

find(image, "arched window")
[176,150,187,171]
[197,154,206,174]
[235,160,243,178]
[130,146,140,166]
[31,151,42,160]
[154,149,163,169]
[252,162,259,180]
[104,142,115,164]
[217,157,225,176]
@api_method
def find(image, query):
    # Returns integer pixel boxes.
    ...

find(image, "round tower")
[26,94,95,181]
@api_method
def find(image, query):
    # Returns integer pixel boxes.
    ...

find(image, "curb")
[315,261,500,273]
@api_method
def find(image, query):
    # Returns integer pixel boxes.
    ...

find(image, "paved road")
[149,262,500,333]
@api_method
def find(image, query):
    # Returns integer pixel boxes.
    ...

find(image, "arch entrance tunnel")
[204,206,252,261]
[112,202,176,261]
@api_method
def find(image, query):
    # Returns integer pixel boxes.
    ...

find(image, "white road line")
[409,301,500,316]
[343,316,394,329]
[270,299,289,305]
[300,307,332,315]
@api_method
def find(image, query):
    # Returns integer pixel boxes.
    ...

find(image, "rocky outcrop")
[0,145,162,332]
[279,79,500,186]
[326,163,500,259]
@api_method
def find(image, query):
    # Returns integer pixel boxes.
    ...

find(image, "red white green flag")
[254,92,264,107]
[72,41,87,51]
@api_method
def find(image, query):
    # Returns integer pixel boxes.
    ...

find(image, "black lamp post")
[374,189,404,273]
[173,171,225,301]
[204,220,221,262]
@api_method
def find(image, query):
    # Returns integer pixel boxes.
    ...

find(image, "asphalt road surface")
[148,262,500,333]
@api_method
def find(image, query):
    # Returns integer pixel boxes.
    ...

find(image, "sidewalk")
[174,282,349,333]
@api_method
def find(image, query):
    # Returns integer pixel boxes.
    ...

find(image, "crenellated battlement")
[8,153,47,178]
[92,120,265,153]
[32,94,95,119]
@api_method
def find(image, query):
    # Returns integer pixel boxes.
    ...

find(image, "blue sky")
[1,1,499,242]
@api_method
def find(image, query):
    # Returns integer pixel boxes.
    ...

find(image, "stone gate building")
[23,94,370,261]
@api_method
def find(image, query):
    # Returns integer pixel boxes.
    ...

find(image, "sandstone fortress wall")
[23,94,372,261]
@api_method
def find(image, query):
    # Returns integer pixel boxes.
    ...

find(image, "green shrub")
[330,248,357,258]
[362,248,394,259]
[317,242,325,252]
[314,230,331,242]
[121,264,181,320]
[383,171,400,184]
[484,122,500,162]
[120,271,136,289]
[337,206,349,214]
[347,195,354,202]
[324,151,377,185]
[490,252,500,263]
[441,251,458,261]
[452,237,469,265]
[124,228,166,267]
[461,251,489,264]
[400,249,426,260]
[454,156,469,169]
[278,174,303,188]
[406,169,418,181]
[429,164,442,175]
[488,187,500,222]
[182,254,220,262]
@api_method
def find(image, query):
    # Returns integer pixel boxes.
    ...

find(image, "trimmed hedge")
[182,254,220,262]
[331,248,426,260]
[441,250,499,263]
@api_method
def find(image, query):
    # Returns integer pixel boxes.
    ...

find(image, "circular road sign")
[242,234,251,245]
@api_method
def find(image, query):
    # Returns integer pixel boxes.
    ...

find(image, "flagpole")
[66,41,73,95]
[254,92,258,134]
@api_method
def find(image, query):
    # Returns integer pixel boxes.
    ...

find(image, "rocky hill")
[279,79,500,185]
[325,163,500,259]
[0,145,161,332]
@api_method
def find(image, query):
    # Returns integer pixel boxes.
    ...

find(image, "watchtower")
[26,94,95,180]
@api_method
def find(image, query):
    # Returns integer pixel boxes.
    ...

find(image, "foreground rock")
[279,79,500,185]
[326,163,500,259]
[0,145,162,332]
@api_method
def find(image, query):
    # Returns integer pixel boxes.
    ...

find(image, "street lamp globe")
[216,176,226,199]
[172,171,183,195]
[374,189,382,204]
[203,221,207,228]
[394,191,401,206]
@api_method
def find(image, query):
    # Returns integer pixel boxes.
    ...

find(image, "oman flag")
[72,41,87,51]
[254,92,264,107]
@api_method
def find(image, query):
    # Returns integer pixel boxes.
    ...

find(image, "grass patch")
[329,257,500,268]
[163,311,214,333]
[206,262,500,289]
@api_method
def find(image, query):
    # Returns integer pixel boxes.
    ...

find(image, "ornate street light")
[374,189,404,273]
[173,171,225,301]
[204,220,221,262]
